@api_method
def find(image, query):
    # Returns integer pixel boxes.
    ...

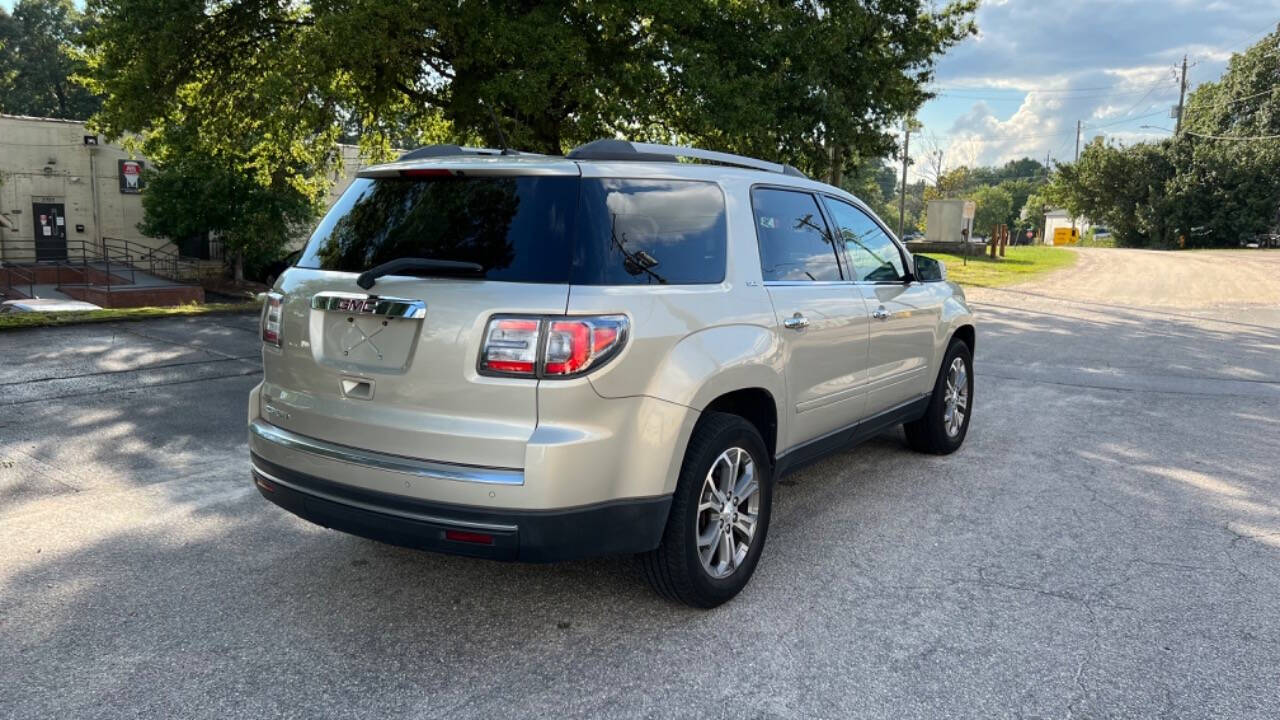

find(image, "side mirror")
[914,255,947,282]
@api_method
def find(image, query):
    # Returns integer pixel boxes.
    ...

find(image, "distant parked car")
[1,298,102,313]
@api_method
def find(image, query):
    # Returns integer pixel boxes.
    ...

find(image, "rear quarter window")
[571,179,727,285]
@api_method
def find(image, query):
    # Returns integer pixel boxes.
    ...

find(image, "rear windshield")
[297,176,726,285]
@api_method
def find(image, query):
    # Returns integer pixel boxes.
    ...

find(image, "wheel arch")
[701,387,779,462]
[952,323,975,355]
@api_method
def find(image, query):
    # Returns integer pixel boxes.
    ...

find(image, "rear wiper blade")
[356,257,484,289]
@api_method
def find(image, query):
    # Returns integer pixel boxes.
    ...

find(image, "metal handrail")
[1,262,36,299]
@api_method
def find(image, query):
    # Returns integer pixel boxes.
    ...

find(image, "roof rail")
[567,139,807,178]
[396,145,540,162]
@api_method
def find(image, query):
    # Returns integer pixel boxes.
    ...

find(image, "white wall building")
[1,114,380,264]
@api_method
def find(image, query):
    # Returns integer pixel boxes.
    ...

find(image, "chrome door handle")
[783,313,809,330]
[872,307,890,320]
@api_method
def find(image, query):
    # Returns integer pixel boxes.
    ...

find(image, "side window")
[751,188,843,282]
[822,198,906,282]
[572,179,727,285]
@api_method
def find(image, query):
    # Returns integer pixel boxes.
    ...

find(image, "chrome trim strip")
[251,462,518,533]
[310,291,427,319]
[762,280,857,287]
[249,420,524,486]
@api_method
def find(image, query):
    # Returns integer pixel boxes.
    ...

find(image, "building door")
[33,202,68,261]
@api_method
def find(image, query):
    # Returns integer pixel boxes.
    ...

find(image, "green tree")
[1048,26,1280,249]
[0,0,101,119]
[138,147,316,282]
[1020,191,1050,234]
[970,185,1012,238]
[85,0,976,175]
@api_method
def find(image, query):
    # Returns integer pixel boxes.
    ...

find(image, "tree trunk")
[234,250,245,282]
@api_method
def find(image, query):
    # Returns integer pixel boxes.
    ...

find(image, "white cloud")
[912,0,1279,170]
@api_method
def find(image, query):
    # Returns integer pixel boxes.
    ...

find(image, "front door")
[33,202,68,261]
[753,187,871,450]
[821,196,940,415]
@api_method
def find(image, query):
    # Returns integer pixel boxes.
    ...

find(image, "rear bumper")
[251,454,671,562]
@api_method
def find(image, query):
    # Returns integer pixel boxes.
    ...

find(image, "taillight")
[544,316,626,376]
[479,318,542,376]
[479,315,628,378]
[261,292,283,347]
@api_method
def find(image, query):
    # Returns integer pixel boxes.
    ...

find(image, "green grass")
[0,301,262,330]
[919,246,1079,288]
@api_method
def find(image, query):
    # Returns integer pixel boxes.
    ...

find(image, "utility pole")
[898,119,910,239]
[1174,54,1188,136]
[1070,119,1082,238]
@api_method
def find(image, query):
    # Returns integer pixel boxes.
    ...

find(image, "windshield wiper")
[356,257,485,289]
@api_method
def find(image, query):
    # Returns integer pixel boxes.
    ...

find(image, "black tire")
[641,412,773,608]
[904,338,973,455]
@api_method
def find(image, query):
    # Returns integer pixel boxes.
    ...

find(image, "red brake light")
[262,292,283,347]
[399,168,454,178]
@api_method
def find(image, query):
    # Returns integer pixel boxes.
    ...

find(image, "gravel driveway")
[2,249,1278,719]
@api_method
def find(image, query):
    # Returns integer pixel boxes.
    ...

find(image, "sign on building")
[119,159,145,194]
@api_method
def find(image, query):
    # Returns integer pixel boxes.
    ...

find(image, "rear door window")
[751,188,843,281]
[296,176,579,283]
[572,179,726,285]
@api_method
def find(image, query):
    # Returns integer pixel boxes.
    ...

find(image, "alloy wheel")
[943,356,969,437]
[695,447,760,579]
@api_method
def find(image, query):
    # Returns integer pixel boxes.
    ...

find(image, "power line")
[933,85,1178,102]
[929,82,1174,94]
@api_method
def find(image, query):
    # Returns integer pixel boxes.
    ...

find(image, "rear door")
[261,162,580,469]
[753,187,871,450]
[822,197,940,416]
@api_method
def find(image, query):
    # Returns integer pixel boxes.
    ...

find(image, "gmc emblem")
[336,297,377,314]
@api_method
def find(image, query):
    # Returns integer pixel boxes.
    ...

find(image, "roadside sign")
[1053,227,1078,245]
[962,201,976,220]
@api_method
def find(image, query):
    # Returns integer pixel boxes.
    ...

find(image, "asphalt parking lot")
[2,249,1279,718]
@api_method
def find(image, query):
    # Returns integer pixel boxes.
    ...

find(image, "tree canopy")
[84,0,977,177]
[0,0,101,119]
[1048,26,1280,248]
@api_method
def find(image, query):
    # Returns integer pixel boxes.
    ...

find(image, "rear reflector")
[444,529,495,545]
[254,476,276,493]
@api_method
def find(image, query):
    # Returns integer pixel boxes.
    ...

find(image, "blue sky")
[910,0,1279,178]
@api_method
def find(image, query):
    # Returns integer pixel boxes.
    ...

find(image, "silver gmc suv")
[249,139,975,607]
